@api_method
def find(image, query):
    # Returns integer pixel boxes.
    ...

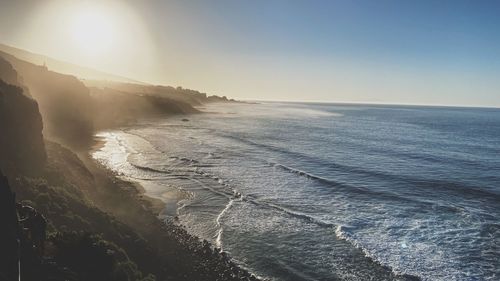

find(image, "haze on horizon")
[0,0,499,107]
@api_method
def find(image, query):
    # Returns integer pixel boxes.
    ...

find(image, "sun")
[70,9,116,55]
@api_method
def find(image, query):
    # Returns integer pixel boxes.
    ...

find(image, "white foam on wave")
[93,131,131,172]
[215,199,235,250]
[333,220,481,281]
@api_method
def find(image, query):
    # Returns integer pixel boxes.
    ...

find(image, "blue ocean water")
[93,102,500,281]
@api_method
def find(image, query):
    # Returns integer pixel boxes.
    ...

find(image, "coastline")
[87,106,428,281]
[85,136,166,215]
[78,132,261,281]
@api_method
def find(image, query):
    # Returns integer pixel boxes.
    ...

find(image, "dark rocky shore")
[0,50,259,281]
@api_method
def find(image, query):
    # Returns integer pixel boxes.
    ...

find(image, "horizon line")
[239,98,500,110]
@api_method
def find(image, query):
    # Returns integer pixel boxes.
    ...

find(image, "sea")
[93,102,500,281]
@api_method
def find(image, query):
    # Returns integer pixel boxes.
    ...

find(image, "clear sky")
[0,0,499,106]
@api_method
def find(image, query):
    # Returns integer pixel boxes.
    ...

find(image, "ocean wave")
[334,225,422,281]
[249,200,335,228]
[131,163,169,174]
[131,155,423,280]
[215,199,235,251]
[269,162,429,205]
[269,161,500,209]
[220,132,500,202]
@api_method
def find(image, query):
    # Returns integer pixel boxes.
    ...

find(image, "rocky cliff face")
[1,52,94,149]
[0,57,21,86]
[0,58,46,176]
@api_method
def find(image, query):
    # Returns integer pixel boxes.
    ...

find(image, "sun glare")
[70,9,115,55]
[22,0,156,81]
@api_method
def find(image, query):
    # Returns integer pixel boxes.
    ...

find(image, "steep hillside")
[0,50,231,149]
[0,56,22,86]
[1,169,156,281]
[0,58,46,176]
[9,141,258,281]
[90,87,199,129]
[1,51,94,149]
[85,80,233,106]
[0,46,257,281]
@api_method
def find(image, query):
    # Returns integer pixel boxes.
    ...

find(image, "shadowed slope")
[0,57,46,176]
[1,51,94,149]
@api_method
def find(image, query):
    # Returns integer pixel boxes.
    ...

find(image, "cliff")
[90,87,199,129]
[85,80,233,106]
[0,58,46,176]
[0,51,230,148]
[0,51,94,149]
[0,56,21,86]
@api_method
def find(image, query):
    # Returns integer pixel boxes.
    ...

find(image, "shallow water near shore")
[93,102,500,281]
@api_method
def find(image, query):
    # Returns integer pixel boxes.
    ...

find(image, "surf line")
[215,199,236,251]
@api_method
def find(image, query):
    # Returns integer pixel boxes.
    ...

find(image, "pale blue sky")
[1,0,499,106]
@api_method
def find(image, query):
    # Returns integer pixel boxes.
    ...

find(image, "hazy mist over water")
[94,102,500,281]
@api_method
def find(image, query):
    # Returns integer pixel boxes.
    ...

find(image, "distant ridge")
[0,43,146,84]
